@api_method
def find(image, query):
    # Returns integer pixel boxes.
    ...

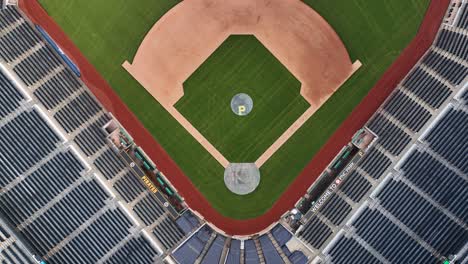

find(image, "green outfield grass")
[39,0,430,219]
[176,35,308,162]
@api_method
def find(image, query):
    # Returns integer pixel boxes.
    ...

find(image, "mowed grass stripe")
[39,0,430,219]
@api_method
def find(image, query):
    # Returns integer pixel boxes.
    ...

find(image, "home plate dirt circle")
[224,163,260,195]
[231,93,253,116]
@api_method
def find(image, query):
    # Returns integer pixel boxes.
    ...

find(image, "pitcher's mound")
[224,163,260,195]
[231,93,253,116]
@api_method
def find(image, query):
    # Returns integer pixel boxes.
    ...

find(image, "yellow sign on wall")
[141,175,158,193]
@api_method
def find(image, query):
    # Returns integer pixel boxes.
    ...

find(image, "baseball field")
[38,0,430,219]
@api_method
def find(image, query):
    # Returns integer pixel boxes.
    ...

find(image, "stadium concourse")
[0,1,466,264]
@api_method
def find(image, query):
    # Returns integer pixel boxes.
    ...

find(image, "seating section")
[0,150,85,226]
[0,241,36,264]
[54,91,102,133]
[19,179,110,257]
[382,90,432,132]
[172,225,212,264]
[367,113,411,156]
[201,235,225,264]
[259,235,284,264]
[270,224,292,247]
[435,29,468,61]
[152,217,186,250]
[0,70,24,119]
[358,147,392,179]
[298,215,332,249]
[422,50,468,85]
[244,239,260,264]
[456,3,468,29]
[14,45,63,86]
[401,150,468,222]
[33,69,82,110]
[133,194,166,226]
[352,207,437,263]
[225,239,241,264]
[47,207,133,264]
[104,236,159,264]
[318,193,352,225]
[94,148,127,180]
[73,114,111,157]
[0,223,36,264]
[424,108,468,173]
[113,171,146,203]
[377,179,467,257]
[402,67,452,108]
[338,170,372,202]
[175,211,200,235]
[327,236,382,264]
[0,109,61,186]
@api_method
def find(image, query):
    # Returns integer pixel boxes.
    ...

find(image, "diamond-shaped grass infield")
[175,35,310,163]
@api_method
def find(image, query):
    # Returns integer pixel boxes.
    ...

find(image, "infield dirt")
[123,0,359,167]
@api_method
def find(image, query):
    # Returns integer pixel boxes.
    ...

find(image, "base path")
[255,61,361,168]
[20,0,449,235]
[166,106,230,167]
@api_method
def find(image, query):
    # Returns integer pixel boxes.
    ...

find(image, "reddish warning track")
[20,0,449,235]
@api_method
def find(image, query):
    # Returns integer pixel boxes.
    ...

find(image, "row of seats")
[456,3,468,29]
[47,207,133,264]
[327,236,382,264]
[462,89,468,105]
[424,108,468,173]
[104,235,159,264]
[436,29,468,61]
[367,113,412,156]
[0,70,23,119]
[318,193,352,226]
[352,207,438,263]
[0,109,61,181]
[54,91,102,133]
[401,150,468,222]
[382,90,432,132]
[422,50,467,86]
[0,241,36,264]
[33,69,82,110]
[0,150,85,226]
[338,170,372,202]
[73,114,111,156]
[94,148,127,180]
[377,179,467,257]
[402,67,452,108]
[298,215,332,249]
[113,171,146,203]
